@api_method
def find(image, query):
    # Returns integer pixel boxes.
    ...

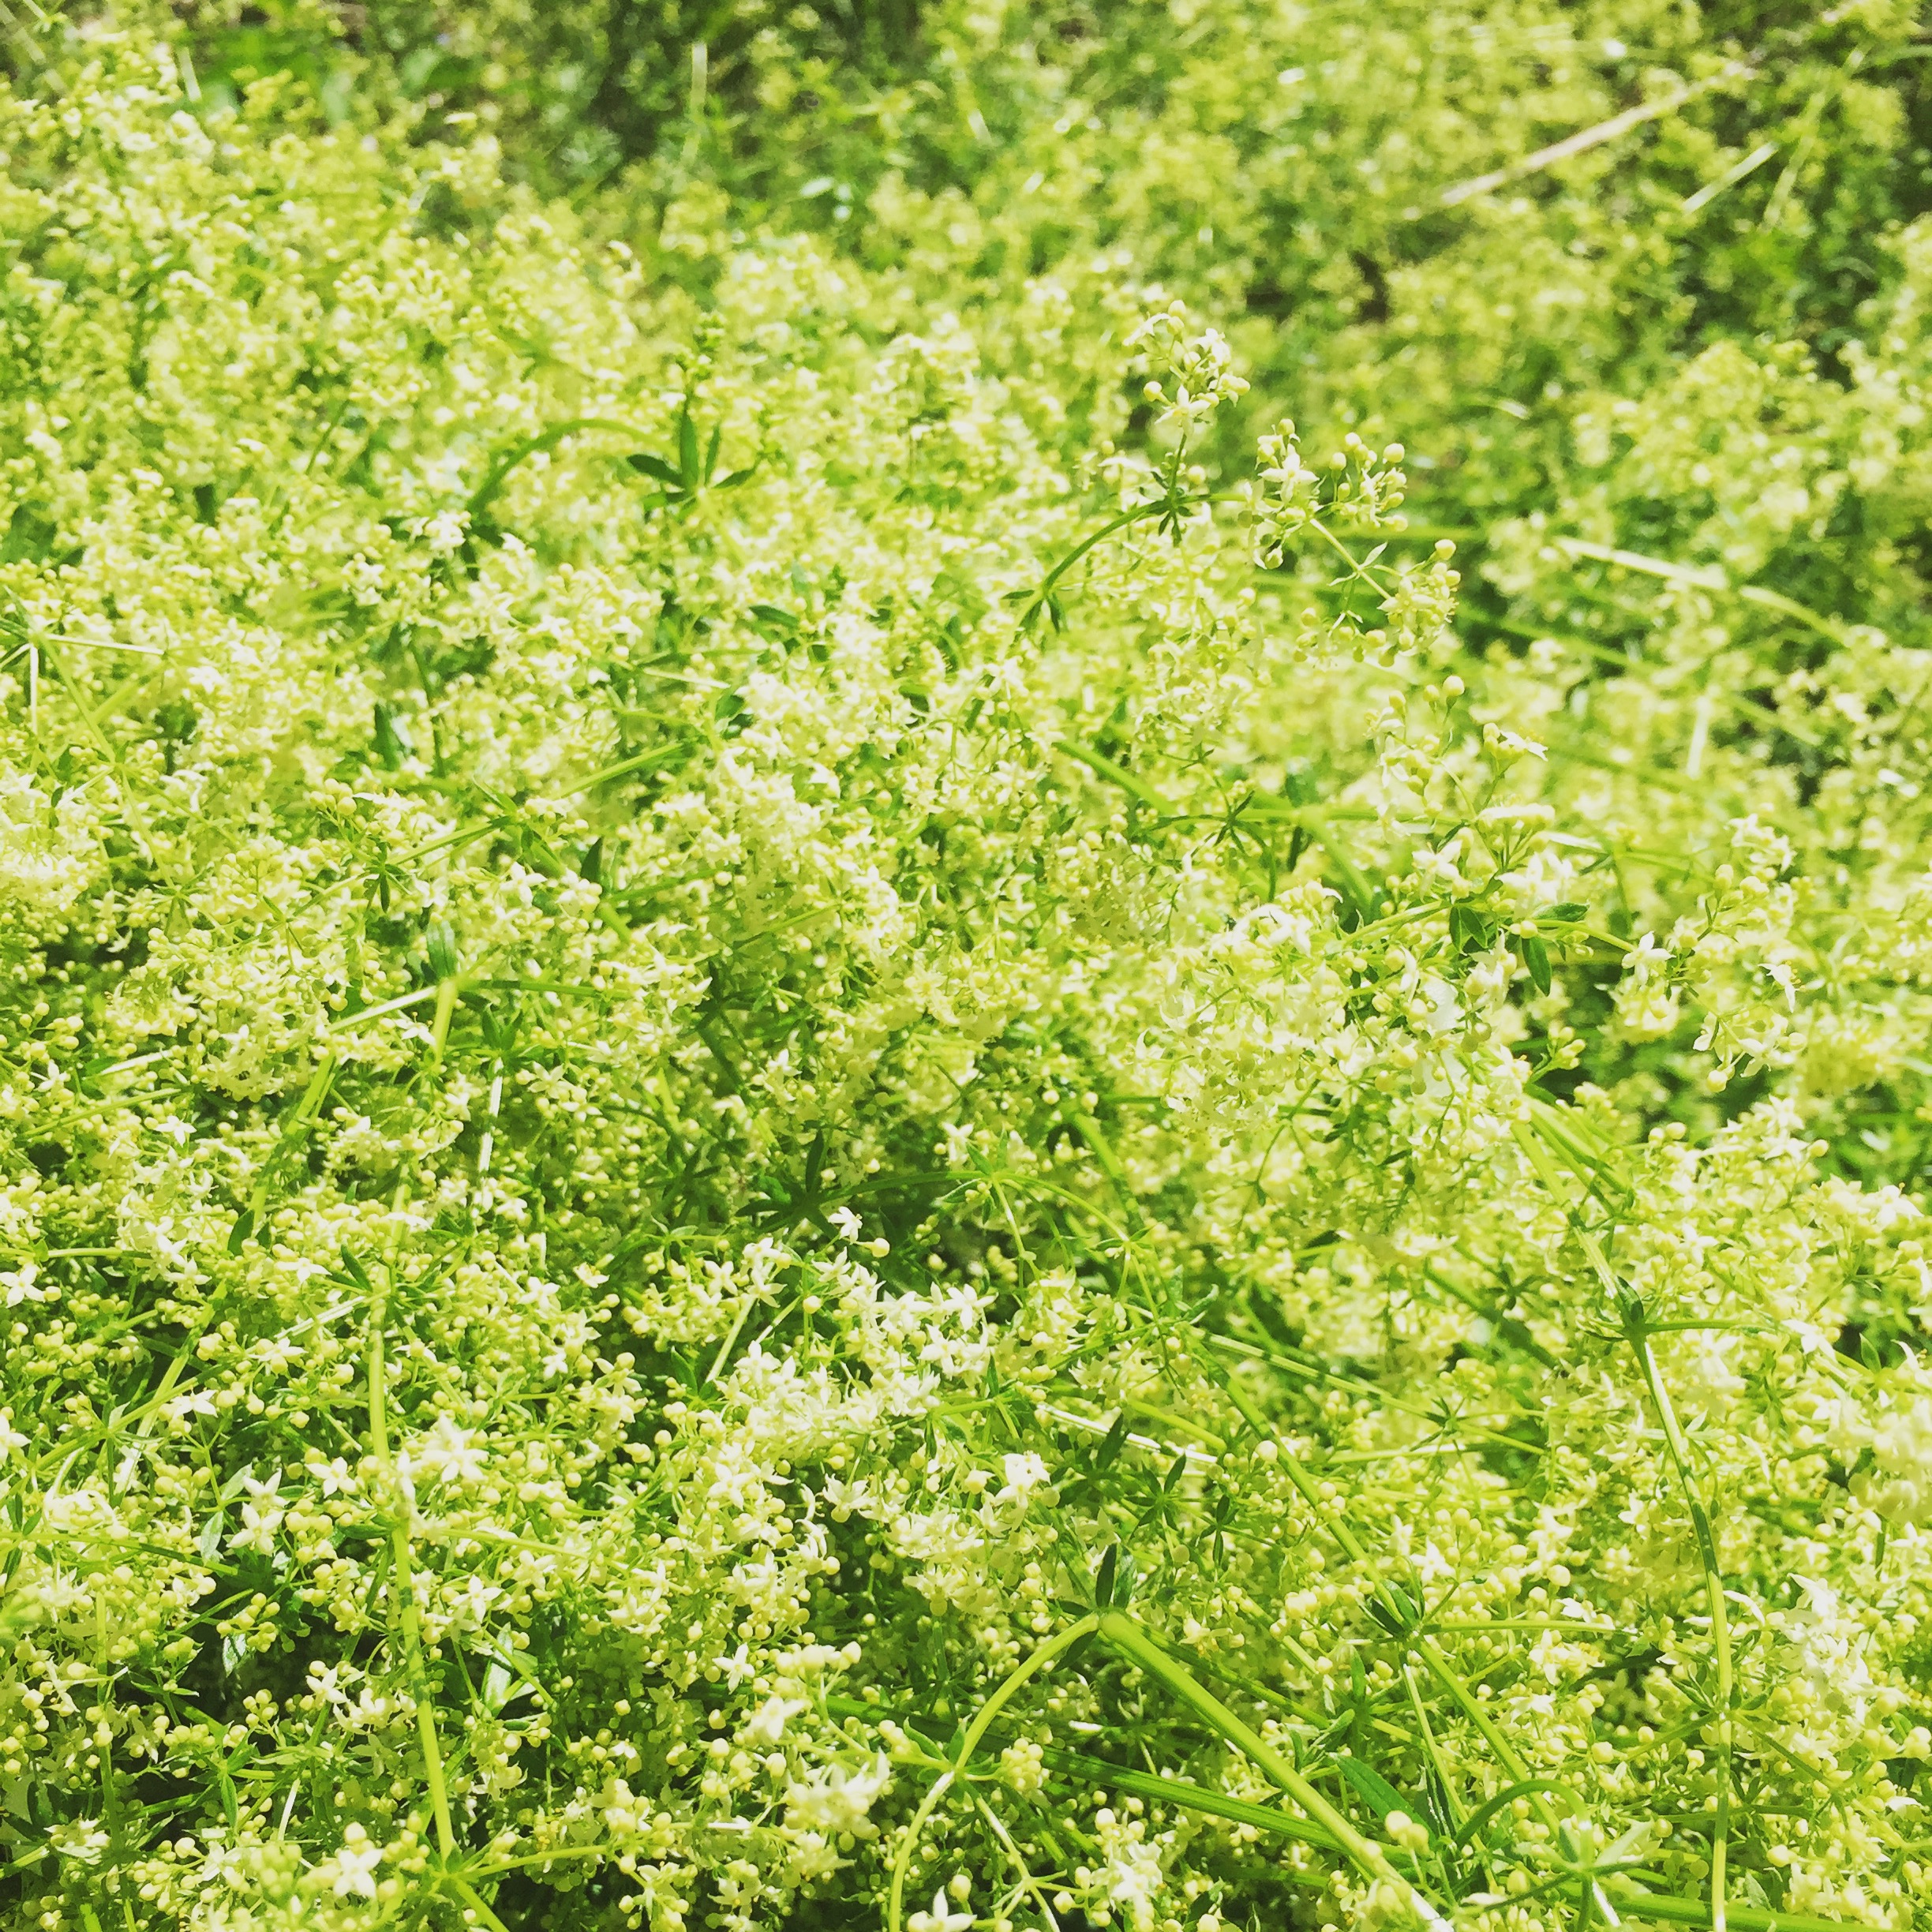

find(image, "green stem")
[443,1872,513,1932]
[822,1694,1873,1932]
[972,1792,1065,1932]
[368,1280,457,1862]
[1096,1611,1437,1918]
[429,975,463,1064]
[886,1613,1100,1932]
[1309,819,1382,919]
[1524,1103,1734,1931]
[466,417,646,520]
[1054,739,1170,812]
[1305,511,1393,586]
[242,1051,337,1225]
[1524,1106,1733,1930]
[1412,1635,1533,1787]
[1613,1892,1850,1932]
[1630,1316,1733,1932]
[1511,1118,1620,1299]
[1402,1662,1462,1833]
[1202,1345,1567,1845]
[1022,503,1161,623]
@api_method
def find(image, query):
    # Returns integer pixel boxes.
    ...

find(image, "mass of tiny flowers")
[1,4,1930,1932]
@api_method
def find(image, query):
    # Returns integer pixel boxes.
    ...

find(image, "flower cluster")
[1132,305,1252,430]
[1252,423,1410,564]
[0,6,1930,1932]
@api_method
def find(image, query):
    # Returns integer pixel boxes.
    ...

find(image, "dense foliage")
[4,4,1932,1931]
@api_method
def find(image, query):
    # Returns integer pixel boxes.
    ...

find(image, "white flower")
[51,1819,110,1864]
[413,1414,488,1487]
[306,1661,351,1707]
[228,1491,284,1557]
[743,1694,803,1746]
[1,1263,47,1307]
[305,1456,360,1499]
[421,508,470,556]
[997,1451,1051,1507]
[324,1826,383,1899]
[908,1889,974,1932]
[783,1755,892,1837]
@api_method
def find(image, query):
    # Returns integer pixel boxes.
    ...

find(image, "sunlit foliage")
[2,6,1930,1931]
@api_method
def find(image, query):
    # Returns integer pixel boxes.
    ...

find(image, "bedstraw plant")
[0,6,1930,1932]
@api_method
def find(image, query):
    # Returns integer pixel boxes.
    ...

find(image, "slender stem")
[1054,739,1170,812]
[466,416,646,520]
[1631,1317,1733,1932]
[1413,1636,1532,1785]
[972,1792,1062,1932]
[1511,1119,1621,1298]
[1402,1661,1462,1833]
[368,1279,457,1861]
[429,975,462,1063]
[886,1613,1100,1932]
[443,1872,513,1932]
[1097,1612,1438,1919]
[467,1844,613,1878]
[1525,1109,1731,1930]
[1309,818,1381,918]
[824,1693,1874,1932]
[244,1050,337,1225]
[1022,504,1163,625]
[1202,1343,1568,1847]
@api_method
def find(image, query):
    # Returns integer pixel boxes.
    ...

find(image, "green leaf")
[1092,1542,1119,1606]
[1,503,59,565]
[1452,1778,1581,1848]
[426,919,462,982]
[373,702,413,769]
[1449,902,1492,953]
[1335,1754,1410,1823]
[1522,934,1552,994]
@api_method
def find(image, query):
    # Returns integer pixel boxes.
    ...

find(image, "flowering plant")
[1,6,1930,1932]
